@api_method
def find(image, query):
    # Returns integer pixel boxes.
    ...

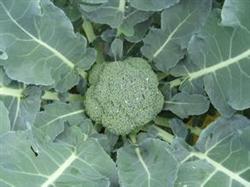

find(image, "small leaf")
[165,93,210,118]
[170,119,188,139]
[110,38,123,60]
[119,8,152,37]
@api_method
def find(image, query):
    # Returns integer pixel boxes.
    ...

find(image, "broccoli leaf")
[221,0,250,31]
[165,93,210,118]
[0,130,118,187]
[175,115,250,186]
[34,102,87,141]
[0,0,95,92]
[141,0,212,71]
[0,0,250,186]
[185,8,250,114]
[118,115,250,187]
[0,85,41,130]
[80,0,125,28]
[117,138,178,187]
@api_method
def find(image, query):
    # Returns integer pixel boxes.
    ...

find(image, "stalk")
[82,19,96,43]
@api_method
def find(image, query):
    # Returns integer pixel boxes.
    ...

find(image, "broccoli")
[85,57,164,135]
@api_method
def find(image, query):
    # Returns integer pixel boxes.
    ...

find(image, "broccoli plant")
[85,58,164,135]
[0,0,250,187]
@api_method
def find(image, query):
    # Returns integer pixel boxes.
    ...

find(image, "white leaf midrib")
[0,2,75,69]
[42,109,84,128]
[188,49,250,81]
[152,12,193,59]
[165,101,204,105]
[192,152,250,187]
[135,147,151,187]
[41,152,77,187]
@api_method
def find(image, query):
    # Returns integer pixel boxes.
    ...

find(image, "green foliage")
[0,0,250,186]
[85,58,164,135]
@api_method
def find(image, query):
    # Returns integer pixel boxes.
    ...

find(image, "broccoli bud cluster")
[85,57,164,135]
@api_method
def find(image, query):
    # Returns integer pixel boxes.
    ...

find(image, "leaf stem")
[153,116,170,127]
[0,86,23,98]
[169,77,186,88]
[82,19,96,43]
[153,126,174,143]
[77,67,88,79]
[42,91,83,102]
[95,43,105,64]
[129,132,138,144]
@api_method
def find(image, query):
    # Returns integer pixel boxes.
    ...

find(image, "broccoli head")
[85,57,164,135]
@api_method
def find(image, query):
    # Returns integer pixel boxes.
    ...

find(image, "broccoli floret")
[85,57,164,135]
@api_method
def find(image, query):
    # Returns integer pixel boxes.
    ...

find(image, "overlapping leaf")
[0,0,95,92]
[221,0,250,31]
[165,93,210,118]
[34,102,87,141]
[117,138,178,187]
[0,85,41,130]
[175,115,250,186]
[80,0,125,28]
[118,8,152,37]
[184,7,250,115]
[0,130,118,187]
[117,115,250,187]
[141,0,212,72]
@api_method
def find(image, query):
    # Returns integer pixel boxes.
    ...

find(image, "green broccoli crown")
[85,57,164,135]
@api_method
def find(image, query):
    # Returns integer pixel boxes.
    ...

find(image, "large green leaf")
[117,115,250,187]
[117,138,178,187]
[175,115,250,186]
[141,0,211,72]
[0,130,117,187]
[185,9,250,114]
[55,125,119,186]
[0,0,95,92]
